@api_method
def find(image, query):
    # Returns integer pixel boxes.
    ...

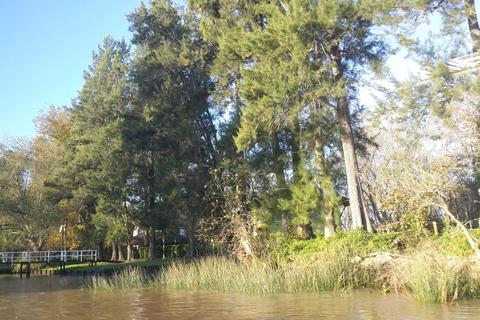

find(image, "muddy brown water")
[1,275,479,319]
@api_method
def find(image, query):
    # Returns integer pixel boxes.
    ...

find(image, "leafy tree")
[0,137,63,251]
[65,36,134,260]
[189,0,394,232]
[127,0,217,258]
[363,93,480,254]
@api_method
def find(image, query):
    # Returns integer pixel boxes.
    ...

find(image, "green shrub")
[434,227,480,258]
[131,247,139,259]
[268,230,404,264]
[138,247,149,260]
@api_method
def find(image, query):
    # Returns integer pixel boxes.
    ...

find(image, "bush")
[268,230,403,264]
[138,247,149,260]
[434,227,480,258]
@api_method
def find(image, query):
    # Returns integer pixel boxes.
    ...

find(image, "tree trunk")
[126,242,133,261]
[330,44,371,231]
[148,227,156,260]
[117,243,125,261]
[281,212,290,235]
[316,145,336,238]
[98,241,104,261]
[163,232,166,259]
[143,229,148,247]
[189,229,197,257]
[336,96,368,230]
[297,223,315,239]
[111,242,118,261]
[289,119,301,180]
[324,208,336,238]
[311,110,337,238]
[467,0,480,53]
[272,132,290,234]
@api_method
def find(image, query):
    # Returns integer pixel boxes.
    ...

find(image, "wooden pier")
[0,250,97,278]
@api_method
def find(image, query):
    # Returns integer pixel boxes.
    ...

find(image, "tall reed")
[393,250,480,303]
[88,267,153,291]
[156,250,377,294]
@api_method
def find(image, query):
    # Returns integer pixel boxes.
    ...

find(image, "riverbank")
[1,257,190,275]
[84,229,480,303]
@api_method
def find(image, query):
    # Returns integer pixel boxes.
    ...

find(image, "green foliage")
[138,244,191,260]
[125,0,216,253]
[138,247,149,260]
[278,165,322,226]
[64,35,134,252]
[435,228,480,258]
[0,137,63,251]
[398,209,434,236]
[268,230,401,264]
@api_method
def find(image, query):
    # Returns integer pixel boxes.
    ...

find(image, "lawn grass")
[0,265,13,274]
[45,257,194,272]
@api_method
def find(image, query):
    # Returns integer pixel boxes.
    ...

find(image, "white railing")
[0,250,97,265]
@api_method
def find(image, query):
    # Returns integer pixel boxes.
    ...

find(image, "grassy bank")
[0,265,12,274]
[85,229,480,303]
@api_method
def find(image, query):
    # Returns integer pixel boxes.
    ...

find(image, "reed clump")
[156,246,377,294]
[387,249,480,303]
[88,267,153,291]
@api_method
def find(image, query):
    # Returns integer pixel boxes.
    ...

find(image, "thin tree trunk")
[272,132,290,234]
[189,229,197,257]
[143,229,148,247]
[289,119,301,180]
[111,242,118,261]
[98,241,104,261]
[126,242,133,261]
[359,176,373,232]
[312,123,336,238]
[163,232,165,259]
[467,0,480,53]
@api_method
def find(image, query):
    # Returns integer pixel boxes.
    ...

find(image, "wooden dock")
[0,250,97,278]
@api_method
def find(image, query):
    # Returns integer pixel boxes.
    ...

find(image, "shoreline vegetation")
[83,229,480,304]
[2,0,480,309]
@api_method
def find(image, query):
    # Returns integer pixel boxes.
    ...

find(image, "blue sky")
[0,0,184,138]
[0,1,472,139]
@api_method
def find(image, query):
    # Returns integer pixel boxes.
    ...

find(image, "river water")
[1,275,479,319]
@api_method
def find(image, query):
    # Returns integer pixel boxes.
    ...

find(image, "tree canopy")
[1,0,480,258]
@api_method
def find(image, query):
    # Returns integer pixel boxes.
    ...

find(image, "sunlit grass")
[393,250,480,303]
[156,247,377,294]
[84,235,480,303]
[87,267,154,291]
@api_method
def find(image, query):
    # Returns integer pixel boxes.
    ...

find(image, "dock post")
[26,262,31,278]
